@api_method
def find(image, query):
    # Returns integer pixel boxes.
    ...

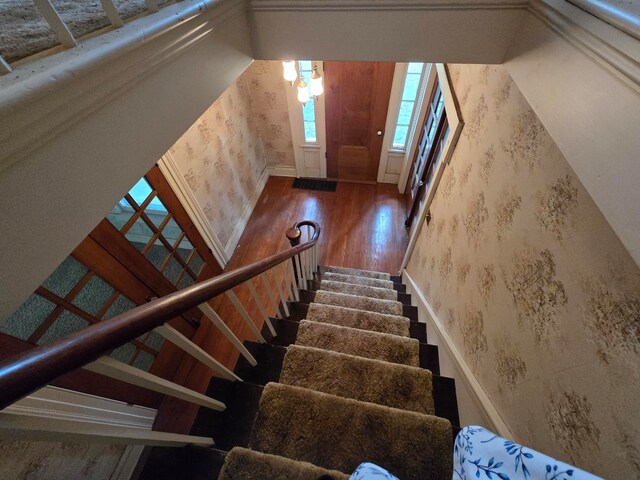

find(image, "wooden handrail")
[0,220,320,410]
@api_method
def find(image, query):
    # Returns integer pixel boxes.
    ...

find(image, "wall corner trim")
[223,165,271,258]
[403,268,514,439]
[158,153,231,267]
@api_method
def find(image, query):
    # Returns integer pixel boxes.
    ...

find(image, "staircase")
[139,265,460,480]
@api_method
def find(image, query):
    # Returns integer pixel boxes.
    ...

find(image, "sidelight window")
[393,62,425,149]
[299,60,317,143]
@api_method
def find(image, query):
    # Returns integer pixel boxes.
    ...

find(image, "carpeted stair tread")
[250,382,453,480]
[320,272,395,289]
[306,303,411,337]
[295,320,420,366]
[319,280,398,301]
[280,345,434,414]
[324,266,391,280]
[218,447,348,480]
[314,290,403,315]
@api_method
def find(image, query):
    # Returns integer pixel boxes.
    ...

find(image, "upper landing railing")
[0,0,196,75]
[0,220,319,446]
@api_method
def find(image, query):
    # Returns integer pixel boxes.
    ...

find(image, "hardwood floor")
[227,176,409,275]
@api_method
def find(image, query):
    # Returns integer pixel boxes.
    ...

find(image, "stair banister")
[0,220,320,410]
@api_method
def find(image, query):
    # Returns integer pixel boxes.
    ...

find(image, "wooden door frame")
[400,64,464,270]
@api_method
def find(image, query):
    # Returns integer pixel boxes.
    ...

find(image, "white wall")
[0,0,253,320]
[248,0,528,64]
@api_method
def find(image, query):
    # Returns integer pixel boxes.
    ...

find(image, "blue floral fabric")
[454,426,602,480]
[349,462,399,480]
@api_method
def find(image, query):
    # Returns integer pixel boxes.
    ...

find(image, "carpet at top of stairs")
[314,290,403,316]
[324,266,391,280]
[218,447,348,480]
[280,345,435,414]
[250,382,452,480]
[306,303,411,337]
[295,320,420,366]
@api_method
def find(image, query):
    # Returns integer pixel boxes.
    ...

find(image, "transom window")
[393,62,425,149]
[299,60,317,143]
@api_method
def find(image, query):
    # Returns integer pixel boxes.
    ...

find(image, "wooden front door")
[325,62,395,181]
[405,79,446,228]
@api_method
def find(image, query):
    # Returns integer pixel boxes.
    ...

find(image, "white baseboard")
[266,164,298,177]
[223,166,270,258]
[403,269,513,439]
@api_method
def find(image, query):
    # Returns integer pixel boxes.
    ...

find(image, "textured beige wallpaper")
[244,60,296,168]
[406,64,640,478]
[168,61,294,248]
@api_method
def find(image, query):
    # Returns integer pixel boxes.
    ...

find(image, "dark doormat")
[292,178,337,192]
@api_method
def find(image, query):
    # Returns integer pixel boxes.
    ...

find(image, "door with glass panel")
[405,80,446,228]
[0,165,222,406]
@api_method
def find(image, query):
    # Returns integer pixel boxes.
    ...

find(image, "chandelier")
[282,61,324,104]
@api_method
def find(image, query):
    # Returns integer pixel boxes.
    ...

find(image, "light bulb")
[282,61,297,83]
[310,66,324,97]
[297,78,310,104]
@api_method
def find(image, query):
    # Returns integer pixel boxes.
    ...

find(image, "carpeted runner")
[320,280,398,301]
[321,271,395,289]
[314,290,403,315]
[324,266,391,280]
[218,447,348,480]
[250,382,453,480]
[295,320,420,366]
[306,303,410,337]
[280,345,434,414]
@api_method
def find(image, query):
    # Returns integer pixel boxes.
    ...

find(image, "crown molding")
[528,0,640,92]
[0,0,248,174]
[249,0,528,12]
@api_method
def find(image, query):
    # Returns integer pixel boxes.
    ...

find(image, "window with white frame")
[298,60,317,143]
[392,62,425,149]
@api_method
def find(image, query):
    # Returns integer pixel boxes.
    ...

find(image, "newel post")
[286,227,302,290]
[286,227,301,246]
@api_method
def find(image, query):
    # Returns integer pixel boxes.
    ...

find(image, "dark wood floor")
[227,176,409,275]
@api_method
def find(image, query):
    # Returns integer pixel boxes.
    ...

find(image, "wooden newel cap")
[286,227,301,246]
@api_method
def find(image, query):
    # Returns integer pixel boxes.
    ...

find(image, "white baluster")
[273,263,291,318]
[33,0,77,47]
[288,260,300,302]
[0,56,11,75]
[281,261,295,302]
[0,413,214,446]
[295,253,306,289]
[99,0,124,27]
[198,303,257,366]
[145,0,159,13]
[259,274,282,319]
[155,324,240,381]
[85,357,225,411]
[245,279,277,337]
[225,290,265,343]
